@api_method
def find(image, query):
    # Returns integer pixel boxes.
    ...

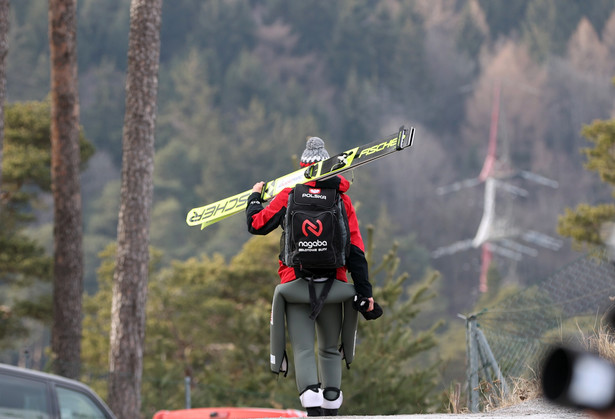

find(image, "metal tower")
[432,83,562,292]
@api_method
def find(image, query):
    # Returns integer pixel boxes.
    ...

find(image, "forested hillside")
[8,0,615,316]
[3,0,615,406]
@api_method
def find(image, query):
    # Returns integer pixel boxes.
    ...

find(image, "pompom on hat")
[300,137,330,167]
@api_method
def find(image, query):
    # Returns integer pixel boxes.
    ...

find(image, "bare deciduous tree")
[567,17,610,76]
[108,0,162,417]
[49,0,83,379]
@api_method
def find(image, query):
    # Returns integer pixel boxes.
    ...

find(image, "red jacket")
[246,175,372,298]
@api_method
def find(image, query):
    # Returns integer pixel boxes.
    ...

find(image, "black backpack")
[281,183,350,270]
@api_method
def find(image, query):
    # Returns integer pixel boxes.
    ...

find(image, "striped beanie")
[300,137,330,167]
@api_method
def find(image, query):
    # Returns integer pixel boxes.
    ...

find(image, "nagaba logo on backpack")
[282,184,350,270]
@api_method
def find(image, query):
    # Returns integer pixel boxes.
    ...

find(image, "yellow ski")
[186,126,414,229]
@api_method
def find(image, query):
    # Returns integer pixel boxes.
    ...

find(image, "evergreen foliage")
[4,0,615,409]
[558,85,615,248]
[82,237,290,416]
[343,229,443,414]
[6,0,612,297]
[0,100,93,348]
[81,232,444,415]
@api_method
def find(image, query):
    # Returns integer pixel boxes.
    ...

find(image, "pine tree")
[82,230,446,415]
[557,84,615,249]
[342,226,444,415]
[108,0,162,417]
[0,100,93,361]
[82,236,297,417]
[49,0,83,379]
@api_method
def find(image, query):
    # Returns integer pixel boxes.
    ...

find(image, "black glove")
[353,294,383,320]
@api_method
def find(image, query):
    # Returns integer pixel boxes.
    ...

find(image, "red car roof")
[152,407,307,419]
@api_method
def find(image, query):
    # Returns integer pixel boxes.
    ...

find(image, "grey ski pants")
[287,302,343,392]
[269,279,358,393]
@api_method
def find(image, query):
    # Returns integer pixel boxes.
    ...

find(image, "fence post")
[464,314,480,413]
[462,311,508,413]
[475,327,509,397]
[184,375,191,409]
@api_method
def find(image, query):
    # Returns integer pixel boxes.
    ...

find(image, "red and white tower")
[433,82,561,292]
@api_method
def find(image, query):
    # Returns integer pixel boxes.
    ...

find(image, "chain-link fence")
[476,248,615,379]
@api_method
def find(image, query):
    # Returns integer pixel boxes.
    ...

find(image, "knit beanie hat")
[300,137,330,167]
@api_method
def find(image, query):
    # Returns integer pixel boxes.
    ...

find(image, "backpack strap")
[308,276,335,320]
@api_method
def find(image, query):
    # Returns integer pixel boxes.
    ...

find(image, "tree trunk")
[49,0,83,380]
[0,0,8,193]
[108,0,161,417]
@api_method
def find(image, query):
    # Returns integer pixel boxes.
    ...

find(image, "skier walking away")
[246,137,381,416]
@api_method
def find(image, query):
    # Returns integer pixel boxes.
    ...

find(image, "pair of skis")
[186,126,415,230]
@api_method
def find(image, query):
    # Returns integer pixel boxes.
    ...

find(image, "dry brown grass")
[445,375,542,414]
[493,315,615,411]
[447,314,615,414]
[482,376,542,412]
[578,320,615,363]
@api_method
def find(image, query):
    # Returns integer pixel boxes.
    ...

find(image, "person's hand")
[252,181,265,193]
[353,295,382,320]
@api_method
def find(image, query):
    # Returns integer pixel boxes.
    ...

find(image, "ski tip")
[186,212,198,226]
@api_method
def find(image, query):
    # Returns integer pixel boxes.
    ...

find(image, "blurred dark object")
[541,308,615,412]
[542,346,615,411]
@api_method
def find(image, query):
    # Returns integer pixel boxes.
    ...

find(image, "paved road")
[327,399,592,419]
